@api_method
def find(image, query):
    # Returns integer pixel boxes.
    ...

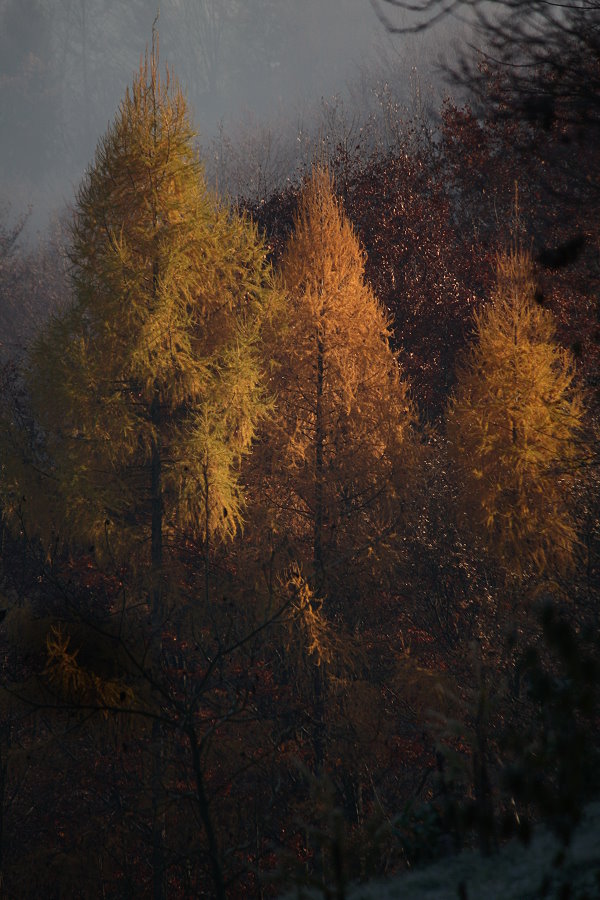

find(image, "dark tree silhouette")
[371,0,600,134]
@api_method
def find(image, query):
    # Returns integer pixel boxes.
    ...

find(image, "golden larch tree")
[446,247,586,576]
[252,166,415,605]
[4,38,274,589]
[0,35,278,900]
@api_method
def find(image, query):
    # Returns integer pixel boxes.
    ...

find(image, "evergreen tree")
[251,167,415,605]
[446,247,586,576]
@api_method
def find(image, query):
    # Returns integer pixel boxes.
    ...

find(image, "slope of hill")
[287,802,600,899]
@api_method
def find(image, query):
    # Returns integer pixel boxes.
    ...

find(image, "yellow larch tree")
[251,166,416,606]
[2,38,274,590]
[446,247,586,576]
[0,35,278,900]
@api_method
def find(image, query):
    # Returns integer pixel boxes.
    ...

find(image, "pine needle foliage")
[446,247,586,576]
[256,167,415,600]
[9,39,274,568]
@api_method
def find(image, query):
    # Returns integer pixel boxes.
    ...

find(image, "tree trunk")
[187,724,226,900]
[0,722,10,893]
[203,461,210,610]
[314,331,324,592]
[473,690,496,856]
[150,391,166,900]
[312,330,326,777]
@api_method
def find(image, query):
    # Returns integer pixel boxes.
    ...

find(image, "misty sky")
[0,0,470,235]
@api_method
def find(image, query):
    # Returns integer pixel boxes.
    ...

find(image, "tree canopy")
[447,247,586,576]
[250,167,416,603]
[4,37,274,576]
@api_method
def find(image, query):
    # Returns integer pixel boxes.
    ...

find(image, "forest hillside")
[0,10,599,897]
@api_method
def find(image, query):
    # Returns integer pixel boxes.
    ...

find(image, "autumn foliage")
[251,167,415,606]
[0,41,598,900]
[447,247,586,576]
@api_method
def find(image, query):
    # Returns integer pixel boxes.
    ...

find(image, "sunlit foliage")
[250,166,416,604]
[2,38,275,573]
[447,247,586,576]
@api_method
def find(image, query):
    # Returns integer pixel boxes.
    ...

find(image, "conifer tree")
[446,247,585,576]
[243,166,415,785]
[6,35,272,589]
[0,33,276,900]
[252,167,415,604]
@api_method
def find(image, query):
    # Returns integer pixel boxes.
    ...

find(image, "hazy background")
[0,0,473,237]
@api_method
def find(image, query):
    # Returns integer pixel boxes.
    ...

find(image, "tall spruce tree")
[252,167,415,605]
[446,247,586,576]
